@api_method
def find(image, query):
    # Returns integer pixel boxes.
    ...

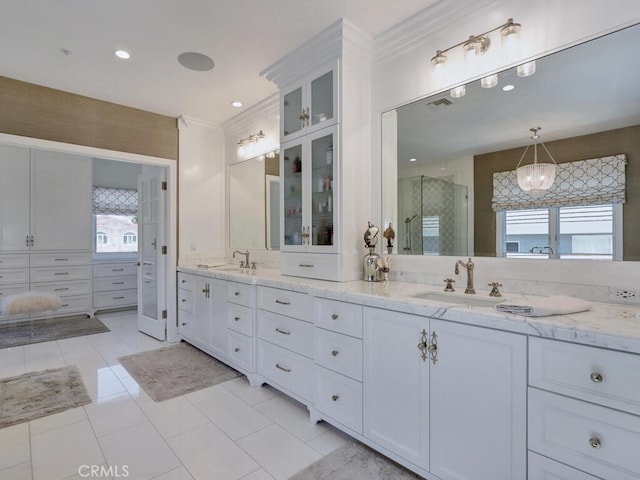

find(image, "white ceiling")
[0,0,435,124]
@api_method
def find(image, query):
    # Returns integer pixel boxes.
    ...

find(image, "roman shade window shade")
[492,154,627,211]
[92,187,138,215]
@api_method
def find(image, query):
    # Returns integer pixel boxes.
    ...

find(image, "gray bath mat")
[0,315,109,349]
[0,365,91,429]
[118,342,242,402]
[289,442,424,480]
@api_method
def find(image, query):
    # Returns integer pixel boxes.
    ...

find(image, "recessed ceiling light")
[409,158,417,162]
[231,101,243,108]
[502,84,515,91]
[114,50,130,59]
[178,52,214,71]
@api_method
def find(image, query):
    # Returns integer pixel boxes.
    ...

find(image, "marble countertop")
[178,265,640,354]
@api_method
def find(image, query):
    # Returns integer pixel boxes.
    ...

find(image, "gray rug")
[118,342,242,402]
[289,442,424,480]
[0,315,109,349]
[0,365,91,429]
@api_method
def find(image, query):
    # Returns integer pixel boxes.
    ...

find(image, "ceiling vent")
[429,98,453,107]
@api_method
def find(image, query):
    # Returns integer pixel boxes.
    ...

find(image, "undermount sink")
[413,291,504,308]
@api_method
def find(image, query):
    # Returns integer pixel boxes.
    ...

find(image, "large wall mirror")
[382,23,640,261]
[229,153,280,250]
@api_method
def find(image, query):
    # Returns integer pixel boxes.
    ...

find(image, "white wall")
[370,0,640,299]
[93,158,142,189]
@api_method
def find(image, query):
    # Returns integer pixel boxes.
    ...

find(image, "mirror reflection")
[229,153,280,250]
[383,24,640,260]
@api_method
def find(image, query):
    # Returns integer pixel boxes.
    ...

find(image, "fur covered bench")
[0,292,61,316]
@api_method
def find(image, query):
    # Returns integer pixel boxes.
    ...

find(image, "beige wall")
[0,76,178,160]
[474,125,640,260]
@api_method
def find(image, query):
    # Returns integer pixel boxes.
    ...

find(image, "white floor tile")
[0,346,25,378]
[0,462,32,480]
[254,394,328,442]
[84,395,147,437]
[153,466,195,480]
[168,423,259,480]
[221,376,281,406]
[98,422,181,480]
[31,420,105,480]
[305,426,351,455]
[29,405,87,436]
[136,395,210,439]
[0,423,30,471]
[82,366,129,404]
[239,468,276,480]
[237,424,322,480]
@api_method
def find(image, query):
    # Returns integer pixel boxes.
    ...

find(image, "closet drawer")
[93,289,137,309]
[315,328,362,381]
[528,451,601,480]
[315,365,363,434]
[178,289,192,313]
[177,273,194,291]
[258,310,314,358]
[0,285,28,298]
[258,286,312,320]
[0,254,28,269]
[227,282,253,307]
[258,340,313,401]
[30,265,91,283]
[31,279,92,297]
[31,252,91,267]
[0,268,29,285]
[315,298,363,338]
[228,331,252,372]
[227,303,252,336]
[93,275,137,292]
[529,388,640,480]
[93,262,137,277]
[281,253,343,282]
[530,337,640,415]
[33,294,91,316]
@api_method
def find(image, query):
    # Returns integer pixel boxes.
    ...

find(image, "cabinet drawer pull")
[298,263,314,268]
[181,279,187,283]
[54,258,69,261]
[61,303,69,307]
[181,298,187,302]
[275,299,290,305]
[590,372,603,383]
[589,437,602,449]
[332,395,339,402]
[113,296,125,300]
[54,287,69,291]
[181,322,188,326]
[112,281,125,285]
[275,328,291,335]
[234,316,240,321]
[234,291,240,296]
[331,350,339,357]
[331,313,339,320]
[276,363,291,373]
[112,268,124,272]
[54,272,69,275]
[234,347,240,353]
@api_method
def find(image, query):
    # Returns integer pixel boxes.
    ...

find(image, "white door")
[137,165,167,340]
[0,145,30,251]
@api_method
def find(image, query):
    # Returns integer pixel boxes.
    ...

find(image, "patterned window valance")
[492,154,627,211]
[93,187,138,215]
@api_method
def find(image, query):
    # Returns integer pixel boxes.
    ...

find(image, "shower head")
[405,214,418,224]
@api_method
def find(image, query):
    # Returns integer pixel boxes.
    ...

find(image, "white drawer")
[258,310,314,358]
[258,286,313,320]
[93,289,137,309]
[93,262,137,277]
[228,330,252,372]
[177,273,194,291]
[31,252,91,267]
[31,279,92,297]
[529,388,640,480]
[30,265,91,283]
[315,298,363,338]
[31,294,91,316]
[258,340,313,401]
[0,285,28,298]
[93,275,137,292]
[0,268,29,285]
[178,288,192,313]
[315,365,363,434]
[315,328,363,381]
[281,252,345,281]
[528,451,601,480]
[227,303,252,336]
[227,282,253,307]
[530,337,640,416]
[0,254,28,269]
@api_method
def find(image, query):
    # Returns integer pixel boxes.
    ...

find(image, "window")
[93,187,139,256]
[123,232,137,245]
[97,231,108,245]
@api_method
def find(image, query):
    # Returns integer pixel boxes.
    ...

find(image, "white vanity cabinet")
[363,306,527,478]
[92,261,137,311]
[528,337,640,480]
[225,280,255,375]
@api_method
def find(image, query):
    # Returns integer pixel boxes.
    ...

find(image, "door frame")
[0,132,179,343]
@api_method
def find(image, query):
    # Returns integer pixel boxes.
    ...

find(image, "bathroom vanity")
[177,265,640,480]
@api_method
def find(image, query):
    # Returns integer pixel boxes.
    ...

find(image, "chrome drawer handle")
[275,328,291,335]
[54,258,69,261]
[589,437,602,449]
[113,296,125,300]
[331,395,339,402]
[112,268,124,272]
[331,313,339,320]
[234,347,240,353]
[298,263,314,268]
[234,316,240,321]
[54,287,69,291]
[331,350,339,357]
[234,291,240,296]
[275,299,290,305]
[61,303,69,307]
[276,363,291,373]
[181,279,187,283]
[54,272,69,275]
[112,281,125,285]
[181,299,187,302]
[590,372,604,383]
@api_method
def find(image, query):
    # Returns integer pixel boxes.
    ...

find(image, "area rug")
[289,442,424,480]
[118,342,242,402]
[0,315,109,349]
[0,365,91,429]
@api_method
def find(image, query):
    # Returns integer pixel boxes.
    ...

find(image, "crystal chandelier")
[515,127,558,195]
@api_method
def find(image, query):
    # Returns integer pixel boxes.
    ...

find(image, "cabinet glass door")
[283,87,303,138]
[282,143,304,246]
[310,70,334,127]
[310,132,334,247]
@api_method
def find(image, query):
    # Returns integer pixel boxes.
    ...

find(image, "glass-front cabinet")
[282,125,337,253]
[281,62,338,142]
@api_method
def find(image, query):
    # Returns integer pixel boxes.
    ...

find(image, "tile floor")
[0,310,350,480]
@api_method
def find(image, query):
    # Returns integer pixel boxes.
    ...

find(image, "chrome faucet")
[233,250,250,269]
[454,257,475,294]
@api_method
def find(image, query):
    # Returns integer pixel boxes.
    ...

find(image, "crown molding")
[177,115,222,131]
[221,93,279,137]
